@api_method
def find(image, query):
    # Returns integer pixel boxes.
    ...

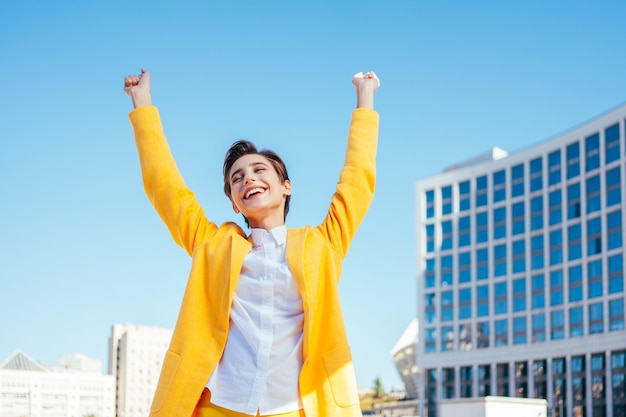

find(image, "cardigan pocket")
[322,347,359,408]
[150,350,182,413]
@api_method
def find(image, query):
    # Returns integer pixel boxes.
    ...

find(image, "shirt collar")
[250,225,287,247]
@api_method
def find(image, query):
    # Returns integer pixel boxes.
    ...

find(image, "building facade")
[415,103,626,417]
[0,350,115,417]
[110,324,173,417]
[391,318,419,400]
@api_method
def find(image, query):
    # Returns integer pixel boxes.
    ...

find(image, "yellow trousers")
[194,389,305,417]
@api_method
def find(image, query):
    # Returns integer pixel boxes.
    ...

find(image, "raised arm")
[318,71,380,257]
[124,69,217,255]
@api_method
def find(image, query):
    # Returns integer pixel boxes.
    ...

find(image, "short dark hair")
[223,140,291,226]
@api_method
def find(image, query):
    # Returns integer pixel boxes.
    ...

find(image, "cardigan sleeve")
[317,108,379,257]
[129,106,218,255]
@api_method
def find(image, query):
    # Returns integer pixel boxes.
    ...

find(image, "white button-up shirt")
[207,226,304,415]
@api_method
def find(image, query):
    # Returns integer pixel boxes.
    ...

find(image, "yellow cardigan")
[129,106,379,417]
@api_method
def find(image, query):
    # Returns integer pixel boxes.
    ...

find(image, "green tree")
[372,376,385,398]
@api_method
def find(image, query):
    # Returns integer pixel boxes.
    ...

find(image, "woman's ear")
[232,200,240,214]
[283,179,292,196]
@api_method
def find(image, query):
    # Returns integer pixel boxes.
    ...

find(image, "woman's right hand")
[124,68,152,108]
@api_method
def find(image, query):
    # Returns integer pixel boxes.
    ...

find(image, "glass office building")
[415,103,626,417]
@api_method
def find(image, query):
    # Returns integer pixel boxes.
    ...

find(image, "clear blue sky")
[2,0,626,392]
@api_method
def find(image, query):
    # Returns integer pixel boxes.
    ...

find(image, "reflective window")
[532,313,546,342]
[552,358,567,417]
[426,224,435,253]
[569,265,583,302]
[586,175,601,214]
[494,281,507,314]
[477,285,489,317]
[425,328,436,353]
[442,185,453,215]
[459,180,471,211]
[493,170,506,203]
[549,189,562,225]
[531,196,543,230]
[459,288,472,320]
[497,363,510,396]
[513,239,526,273]
[606,167,621,207]
[495,318,508,346]
[587,217,602,256]
[568,183,581,219]
[511,163,525,197]
[551,310,564,340]
[426,189,435,218]
[493,207,506,239]
[585,132,600,172]
[533,360,548,398]
[441,326,454,352]
[442,366,455,398]
[591,354,606,416]
[512,201,525,235]
[513,277,526,312]
[589,302,604,334]
[570,306,584,337]
[567,141,580,179]
[477,322,489,348]
[515,361,529,397]
[610,351,626,417]
[531,235,544,270]
[441,255,453,286]
[532,274,545,309]
[530,157,543,192]
[441,220,453,250]
[476,211,488,243]
[588,259,603,298]
[458,215,470,247]
[513,316,527,344]
[609,254,624,294]
[548,149,561,185]
[608,210,623,250]
[425,258,436,288]
[476,175,488,207]
[494,244,507,277]
[605,123,620,164]
[550,270,564,306]
[460,366,473,396]
[478,364,491,395]
[425,293,436,324]
[568,223,582,261]
[477,248,489,280]
[550,229,563,266]
[571,356,586,416]
[441,290,453,322]
[458,251,471,283]
[458,324,471,351]
[610,299,625,331]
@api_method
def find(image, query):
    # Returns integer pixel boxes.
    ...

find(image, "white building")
[0,350,115,417]
[414,102,626,417]
[110,324,173,417]
[58,353,104,373]
[391,319,419,400]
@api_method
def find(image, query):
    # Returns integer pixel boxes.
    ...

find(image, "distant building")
[391,319,419,400]
[0,350,115,417]
[58,352,103,373]
[110,324,172,417]
[414,103,626,417]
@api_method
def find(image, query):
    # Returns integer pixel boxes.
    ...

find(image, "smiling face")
[228,153,292,230]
